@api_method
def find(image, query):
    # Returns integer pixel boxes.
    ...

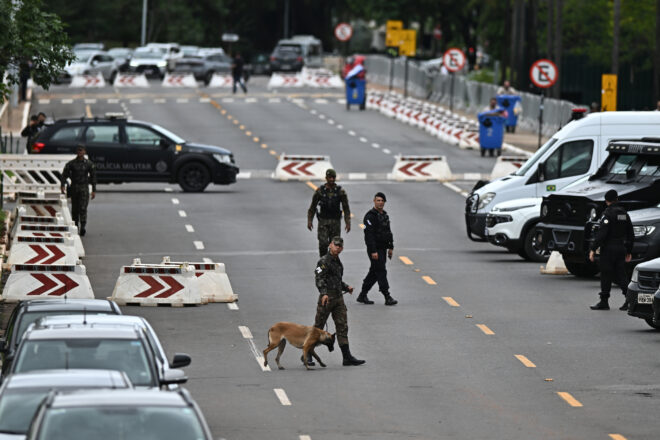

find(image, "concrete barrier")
[162,73,197,87]
[267,73,303,88]
[12,224,84,258]
[207,74,233,88]
[114,73,150,87]
[15,197,72,224]
[1,263,94,302]
[389,155,452,181]
[70,73,106,88]
[274,154,333,181]
[109,262,205,306]
[10,213,70,239]
[5,236,79,268]
[0,154,75,194]
[489,156,528,180]
[159,257,237,303]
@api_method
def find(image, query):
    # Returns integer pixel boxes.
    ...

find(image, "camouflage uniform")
[61,158,96,231]
[314,251,351,345]
[308,184,350,256]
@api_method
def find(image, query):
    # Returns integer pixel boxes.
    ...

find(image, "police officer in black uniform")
[589,189,634,310]
[60,145,97,236]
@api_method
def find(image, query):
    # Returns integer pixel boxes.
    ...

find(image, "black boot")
[384,293,398,306]
[79,222,86,237]
[619,300,629,311]
[300,353,315,367]
[590,298,609,310]
[340,344,365,366]
[356,291,374,304]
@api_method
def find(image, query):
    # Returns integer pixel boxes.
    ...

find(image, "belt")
[321,290,342,297]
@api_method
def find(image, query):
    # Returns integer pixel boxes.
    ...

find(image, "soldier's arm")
[625,215,634,254]
[307,190,321,224]
[590,214,610,251]
[340,189,351,225]
[387,219,394,249]
[364,212,377,253]
[60,162,70,186]
[315,262,328,294]
[88,162,97,192]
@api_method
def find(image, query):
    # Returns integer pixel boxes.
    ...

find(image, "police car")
[29,114,239,192]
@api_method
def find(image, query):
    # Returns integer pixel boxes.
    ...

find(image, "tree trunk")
[546,0,554,59]
[501,0,511,84]
[553,0,563,99]
[612,0,620,76]
[526,0,539,91]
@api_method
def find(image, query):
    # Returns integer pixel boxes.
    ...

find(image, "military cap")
[326,168,337,178]
[374,192,387,202]
[331,236,344,246]
[605,189,618,202]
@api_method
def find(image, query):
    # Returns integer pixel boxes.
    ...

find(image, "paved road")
[23,78,660,440]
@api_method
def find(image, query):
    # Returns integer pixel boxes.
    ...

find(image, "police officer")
[307,169,351,257]
[60,145,96,236]
[589,189,634,310]
[357,192,398,306]
[314,236,365,366]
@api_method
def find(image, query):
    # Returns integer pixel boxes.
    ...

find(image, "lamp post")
[141,0,147,46]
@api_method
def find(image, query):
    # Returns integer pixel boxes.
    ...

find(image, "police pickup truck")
[535,139,660,277]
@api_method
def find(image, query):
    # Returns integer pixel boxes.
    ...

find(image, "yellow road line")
[245,131,252,136]
[239,125,245,130]
[399,256,413,265]
[233,120,239,125]
[476,324,495,335]
[442,297,460,307]
[269,150,277,156]
[253,137,259,142]
[261,143,268,149]
[422,276,436,285]
[514,355,536,368]
[557,392,582,407]
[85,105,93,118]
[306,182,317,190]
[221,109,227,114]
[609,435,627,440]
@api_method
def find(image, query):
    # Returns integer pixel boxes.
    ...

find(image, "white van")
[465,111,660,241]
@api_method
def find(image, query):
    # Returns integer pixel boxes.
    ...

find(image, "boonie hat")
[326,169,337,178]
[331,236,344,246]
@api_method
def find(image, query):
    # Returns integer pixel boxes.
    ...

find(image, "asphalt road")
[24,77,660,440]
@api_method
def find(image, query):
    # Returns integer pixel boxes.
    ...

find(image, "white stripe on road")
[61,99,73,104]
[371,143,380,148]
[239,326,271,371]
[107,98,119,104]
[199,97,211,103]
[319,114,326,119]
[337,124,344,129]
[314,98,328,104]
[239,326,253,339]
[203,257,213,263]
[327,119,335,125]
[463,172,482,180]
[300,436,312,440]
[38,99,50,104]
[348,173,367,180]
[359,137,368,143]
[84,99,97,104]
[310,109,317,115]
[185,224,195,233]
[337,98,346,104]
[176,98,189,103]
[245,97,257,103]
[164,187,173,192]
[129,98,142,104]
[237,171,252,179]
[194,241,205,250]
[154,98,166,104]
[269,98,281,103]
[347,130,356,136]
[178,210,187,217]
[383,148,391,154]
[227,302,239,310]
[171,198,179,205]
[443,182,469,197]
[222,98,234,103]
[274,388,292,406]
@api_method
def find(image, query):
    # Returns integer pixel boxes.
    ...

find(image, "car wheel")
[644,318,660,330]
[564,261,600,278]
[109,71,117,85]
[521,225,550,262]
[177,162,211,192]
[204,71,214,86]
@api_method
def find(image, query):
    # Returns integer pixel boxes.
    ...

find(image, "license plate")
[281,64,291,70]
[638,293,654,304]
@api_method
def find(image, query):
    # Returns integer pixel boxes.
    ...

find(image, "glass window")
[638,156,660,176]
[543,139,594,180]
[610,154,636,174]
[16,311,113,348]
[85,125,120,144]
[126,126,163,146]
[50,126,83,142]
[0,389,50,434]
[515,138,558,176]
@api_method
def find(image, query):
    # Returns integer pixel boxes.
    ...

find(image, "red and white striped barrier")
[114,73,149,87]
[459,129,480,150]
[5,236,79,268]
[389,155,453,181]
[489,155,528,180]
[15,197,72,224]
[13,224,84,258]
[207,74,233,88]
[267,73,303,88]
[159,257,236,303]
[1,263,94,302]
[70,73,106,88]
[274,154,333,181]
[110,263,204,306]
[162,73,198,87]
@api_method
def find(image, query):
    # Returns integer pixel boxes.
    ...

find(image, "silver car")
[62,51,120,83]
[127,48,170,78]
[173,53,232,84]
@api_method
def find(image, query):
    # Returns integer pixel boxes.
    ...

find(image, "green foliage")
[0,0,74,102]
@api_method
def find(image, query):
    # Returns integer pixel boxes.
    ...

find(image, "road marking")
[383,148,391,154]
[315,98,328,104]
[306,181,318,190]
[269,98,281,103]
[269,150,277,156]
[239,125,245,130]
[359,224,365,229]
[463,172,482,180]
[557,392,583,407]
[154,98,166,104]
[245,97,257,103]
[422,276,436,285]
[38,99,50,104]
[245,131,252,136]
[178,210,187,218]
[194,241,205,250]
[609,435,627,440]
[233,120,239,125]
[514,355,536,368]
[221,109,227,115]
[239,325,253,338]
[319,114,326,119]
[300,436,312,440]
[129,98,142,104]
[222,98,234,103]
[107,98,119,104]
[443,182,469,197]
[274,388,292,406]
[199,97,211,103]
[227,115,233,120]
[176,98,189,103]
[62,99,73,104]
[185,224,194,233]
[261,143,268,149]
[348,172,367,180]
[337,124,344,129]
[227,302,239,310]
[476,324,495,335]
[203,257,213,263]
[348,130,356,136]
[310,109,317,115]
[399,256,413,265]
[164,187,173,192]
[239,326,271,372]
[84,98,97,104]
[359,137,368,143]
[85,105,93,118]
[442,297,460,307]
[328,119,335,125]
[253,137,259,142]
[171,198,179,205]
[371,143,380,148]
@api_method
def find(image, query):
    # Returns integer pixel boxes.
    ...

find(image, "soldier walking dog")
[263,322,335,370]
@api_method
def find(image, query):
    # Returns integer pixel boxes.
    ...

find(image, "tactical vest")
[318,185,342,219]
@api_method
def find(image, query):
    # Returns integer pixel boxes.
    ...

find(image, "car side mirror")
[161,369,188,385]
[170,353,191,369]
[159,138,170,148]
[91,59,99,66]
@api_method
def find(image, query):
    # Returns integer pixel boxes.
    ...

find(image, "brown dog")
[263,322,335,370]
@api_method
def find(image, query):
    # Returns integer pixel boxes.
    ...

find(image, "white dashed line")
[84,99,97,104]
[319,114,326,119]
[327,119,335,125]
[38,99,50,104]
[348,173,367,180]
[359,137,368,143]
[337,124,344,129]
[202,257,213,263]
[239,326,253,339]
[237,171,252,179]
[245,97,257,103]
[129,98,142,104]
[107,98,119,104]
[310,109,317,115]
[443,182,469,197]
[171,198,179,205]
[371,143,380,148]
[227,303,239,310]
[154,98,166,104]
[314,98,328,104]
[463,172,483,180]
[383,148,391,154]
[176,98,189,103]
[178,210,187,217]
[268,98,281,103]
[185,224,195,233]
[222,98,234,103]
[337,98,346,104]
[299,436,312,440]
[199,97,211,103]
[61,99,73,104]
[164,187,173,192]
[194,241,205,250]
[274,389,292,406]
[239,326,271,371]
[347,130,356,136]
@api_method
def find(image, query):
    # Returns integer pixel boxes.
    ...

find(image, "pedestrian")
[496,80,516,96]
[19,60,31,102]
[60,145,97,236]
[357,192,398,306]
[37,112,47,131]
[483,97,508,117]
[307,168,351,257]
[590,102,600,113]
[21,115,39,152]
[314,236,365,366]
[589,189,634,311]
[231,53,247,94]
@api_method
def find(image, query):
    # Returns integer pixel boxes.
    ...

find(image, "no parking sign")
[529,59,558,89]
[442,48,466,73]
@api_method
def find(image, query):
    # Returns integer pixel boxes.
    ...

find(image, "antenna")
[83,307,87,325]
[65,351,69,370]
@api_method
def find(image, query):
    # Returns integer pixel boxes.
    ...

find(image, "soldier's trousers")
[317,218,340,256]
[70,187,90,227]
[314,294,349,346]
[361,248,390,295]
[599,246,629,299]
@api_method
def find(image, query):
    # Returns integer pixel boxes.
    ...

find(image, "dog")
[263,322,335,370]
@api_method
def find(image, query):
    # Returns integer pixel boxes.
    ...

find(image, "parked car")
[145,42,183,70]
[127,48,169,78]
[180,45,200,57]
[0,299,122,377]
[628,254,660,329]
[72,43,104,51]
[59,51,119,83]
[29,115,239,192]
[26,389,214,440]
[0,369,131,440]
[107,47,133,72]
[269,41,305,72]
[249,53,271,75]
[173,53,232,85]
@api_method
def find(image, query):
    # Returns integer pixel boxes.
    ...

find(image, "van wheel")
[204,71,214,86]
[177,162,210,192]
[564,261,600,278]
[645,318,660,330]
[521,226,549,262]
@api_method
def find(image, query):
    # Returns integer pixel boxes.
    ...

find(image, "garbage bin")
[477,111,506,157]
[495,94,522,133]
[346,78,366,110]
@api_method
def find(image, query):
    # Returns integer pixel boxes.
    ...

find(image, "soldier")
[589,189,634,311]
[313,236,365,366]
[307,169,351,257]
[357,192,398,306]
[60,145,96,236]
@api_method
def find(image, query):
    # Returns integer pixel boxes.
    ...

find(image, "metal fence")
[365,55,576,137]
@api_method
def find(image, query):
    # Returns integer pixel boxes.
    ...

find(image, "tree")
[0,0,74,102]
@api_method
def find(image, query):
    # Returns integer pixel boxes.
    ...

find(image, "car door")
[123,123,175,180]
[535,139,595,197]
[81,123,126,180]
[44,124,84,153]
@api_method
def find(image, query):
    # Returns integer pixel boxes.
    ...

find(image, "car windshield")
[133,51,163,59]
[16,311,114,348]
[151,124,185,144]
[109,49,131,57]
[276,45,302,54]
[0,389,48,434]
[74,51,95,63]
[15,339,154,386]
[609,154,637,174]
[515,138,559,176]
[38,406,206,440]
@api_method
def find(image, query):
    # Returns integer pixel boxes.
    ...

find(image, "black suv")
[29,116,239,192]
[536,139,660,277]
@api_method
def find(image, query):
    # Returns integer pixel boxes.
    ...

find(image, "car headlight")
[129,60,139,67]
[541,203,549,217]
[631,268,639,283]
[589,208,598,220]
[477,192,496,210]
[633,225,656,237]
[157,60,167,67]
[213,153,231,164]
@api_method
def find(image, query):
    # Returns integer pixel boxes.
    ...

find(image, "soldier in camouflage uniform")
[60,145,96,236]
[314,236,365,366]
[307,169,351,257]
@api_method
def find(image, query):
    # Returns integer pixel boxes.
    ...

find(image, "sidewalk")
[0,89,31,141]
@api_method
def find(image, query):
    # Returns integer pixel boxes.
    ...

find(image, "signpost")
[334,23,353,42]
[442,48,466,111]
[601,74,617,111]
[529,59,558,149]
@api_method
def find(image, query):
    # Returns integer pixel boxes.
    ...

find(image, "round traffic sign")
[335,23,353,42]
[442,48,466,72]
[433,26,442,40]
[530,59,558,88]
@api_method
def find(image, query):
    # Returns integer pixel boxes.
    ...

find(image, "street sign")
[398,29,417,57]
[529,59,558,89]
[386,46,399,58]
[385,20,403,47]
[601,74,617,111]
[433,26,443,40]
[221,33,239,43]
[334,22,353,42]
[442,48,466,72]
